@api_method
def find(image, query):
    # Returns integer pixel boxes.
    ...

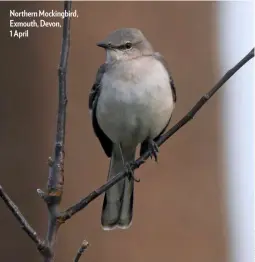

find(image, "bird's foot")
[148,139,159,162]
[124,162,140,183]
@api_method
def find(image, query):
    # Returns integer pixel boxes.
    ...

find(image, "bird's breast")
[96,57,174,145]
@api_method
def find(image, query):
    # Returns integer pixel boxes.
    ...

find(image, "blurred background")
[0,2,253,262]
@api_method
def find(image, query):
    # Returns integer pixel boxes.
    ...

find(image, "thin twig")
[36,1,72,261]
[157,47,255,147]
[60,47,254,222]
[0,185,50,255]
[74,240,89,262]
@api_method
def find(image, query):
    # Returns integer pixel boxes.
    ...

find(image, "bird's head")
[97,28,154,63]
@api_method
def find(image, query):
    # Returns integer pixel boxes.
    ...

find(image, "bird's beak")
[96,41,109,49]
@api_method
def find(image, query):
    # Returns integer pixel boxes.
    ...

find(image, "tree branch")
[60,47,254,222]
[0,2,72,260]
[0,186,50,255]
[74,240,89,262]
[36,1,71,261]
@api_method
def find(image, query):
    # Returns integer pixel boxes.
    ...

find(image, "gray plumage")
[89,28,176,230]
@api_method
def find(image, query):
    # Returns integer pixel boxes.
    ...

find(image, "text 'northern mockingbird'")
[89,28,177,230]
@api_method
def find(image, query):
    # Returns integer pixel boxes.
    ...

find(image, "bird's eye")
[125,42,132,49]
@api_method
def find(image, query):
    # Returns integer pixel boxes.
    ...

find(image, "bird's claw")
[148,140,159,162]
[125,162,140,183]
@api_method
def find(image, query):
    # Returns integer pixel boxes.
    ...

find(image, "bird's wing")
[89,64,105,112]
[140,52,176,156]
[153,52,177,103]
[89,64,113,157]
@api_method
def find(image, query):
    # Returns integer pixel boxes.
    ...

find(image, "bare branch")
[0,185,50,256]
[36,1,72,261]
[74,240,89,262]
[157,47,255,147]
[60,47,254,222]
[0,2,72,259]
[0,185,41,245]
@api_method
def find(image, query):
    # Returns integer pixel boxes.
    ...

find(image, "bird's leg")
[148,138,159,162]
[125,162,140,183]
[118,143,140,183]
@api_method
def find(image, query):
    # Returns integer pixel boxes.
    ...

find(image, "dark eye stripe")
[118,43,132,50]
[118,45,126,50]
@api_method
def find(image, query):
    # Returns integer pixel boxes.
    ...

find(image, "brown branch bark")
[0,186,49,255]
[1,1,72,261]
[36,1,72,261]
[60,47,254,223]
[74,240,89,262]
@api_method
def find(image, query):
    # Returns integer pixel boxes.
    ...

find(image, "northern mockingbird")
[89,28,176,230]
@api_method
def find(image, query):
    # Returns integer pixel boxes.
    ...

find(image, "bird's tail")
[101,145,135,230]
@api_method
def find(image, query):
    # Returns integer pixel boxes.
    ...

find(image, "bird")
[89,28,176,230]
